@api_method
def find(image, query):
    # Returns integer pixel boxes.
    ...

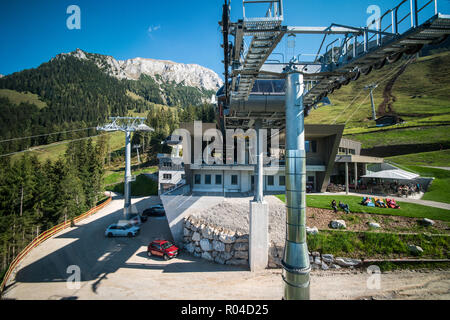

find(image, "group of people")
[394,182,420,198]
[331,199,350,214]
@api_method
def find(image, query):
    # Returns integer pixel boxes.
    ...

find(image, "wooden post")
[354,162,358,191]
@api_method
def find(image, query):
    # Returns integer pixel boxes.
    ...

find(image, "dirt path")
[378,58,413,116]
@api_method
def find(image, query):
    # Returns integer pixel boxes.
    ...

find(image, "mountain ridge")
[56,48,223,91]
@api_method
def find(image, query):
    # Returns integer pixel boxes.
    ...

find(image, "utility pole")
[364,83,378,121]
[97,117,154,216]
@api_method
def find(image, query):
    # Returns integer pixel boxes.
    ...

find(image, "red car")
[147,239,179,260]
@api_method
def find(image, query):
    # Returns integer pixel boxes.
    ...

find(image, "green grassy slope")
[386,150,450,167]
[0,89,47,109]
[305,51,450,154]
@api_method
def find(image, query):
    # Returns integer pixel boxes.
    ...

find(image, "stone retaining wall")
[182,216,362,270]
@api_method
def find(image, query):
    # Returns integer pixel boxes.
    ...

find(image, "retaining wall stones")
[182,216,362,270]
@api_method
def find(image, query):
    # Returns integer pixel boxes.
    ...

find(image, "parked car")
[142,205,165,217]
[147,239,178,260]
[126,213,147,224]
[105,222,140,237]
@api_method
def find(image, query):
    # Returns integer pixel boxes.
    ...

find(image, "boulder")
[190,223,199,232]
[311,251,320,257]
[183,227,192,237]
[219,232,236,244]
[314,257,321,265]
[185,243,195,254]
[234,251,249,259]
[212,251,218,258]
[193,252,201,258]
[225,244,232,252]
[219,252,233,261]
[195,246,202,253]
[322,254,334,264]
[420,218,435,227]
[200,239,212,252]
[408,245,424,255]
[330,220,346,229]
[214,256,226,265]
[234,242,249,251]
[212,240,225,252]
[201,251,213,261]
[192,232,201,242]
[329,264,341,269]
[368,222,381,229]
[201,225,215,239]
[185,219,192,229]
[306,226,319,235]
[334,257,362,267]
[321,262,329,270]
[235,234,249,243]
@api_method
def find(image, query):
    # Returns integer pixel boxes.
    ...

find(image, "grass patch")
[105,174,158,196]
[103,166,158,186]
[387,149,450,168]
[0,89,47,109]
[276,194,450,221]
[307,230,450,259]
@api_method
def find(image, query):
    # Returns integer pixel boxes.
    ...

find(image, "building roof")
[361,169,419,180]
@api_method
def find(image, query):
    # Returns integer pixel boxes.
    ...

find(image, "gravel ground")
[193,196,287,246]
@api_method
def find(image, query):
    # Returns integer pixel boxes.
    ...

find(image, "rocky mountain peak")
[61,49,223,91]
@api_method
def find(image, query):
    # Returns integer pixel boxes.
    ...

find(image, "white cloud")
[148,25,161,33]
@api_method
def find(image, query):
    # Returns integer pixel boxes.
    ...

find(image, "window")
[194,174,201,184]
[268,175,274,186]
[279,175,285,186]
[305,140,317,153]
[231,175,238,185]
[251,175,254,185]
[308,176,315,183]
[348,149,356,155]
[205,175,211,185]
[215,174,222,185]
[163,173,172,180]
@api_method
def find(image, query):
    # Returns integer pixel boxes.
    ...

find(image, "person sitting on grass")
[331,199,338,213]
[339,201,350,214]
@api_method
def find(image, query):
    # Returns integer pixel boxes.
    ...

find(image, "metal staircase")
[233,0,284,101]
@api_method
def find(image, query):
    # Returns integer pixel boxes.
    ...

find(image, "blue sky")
[1,0,449,78]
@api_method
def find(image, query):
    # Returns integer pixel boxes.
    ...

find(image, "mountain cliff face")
[58,49,223,91]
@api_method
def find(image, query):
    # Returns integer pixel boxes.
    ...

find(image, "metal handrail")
[328,0,439,65]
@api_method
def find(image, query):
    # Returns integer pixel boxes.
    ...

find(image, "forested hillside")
[0,52,217,155]
[0,136,108,279]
